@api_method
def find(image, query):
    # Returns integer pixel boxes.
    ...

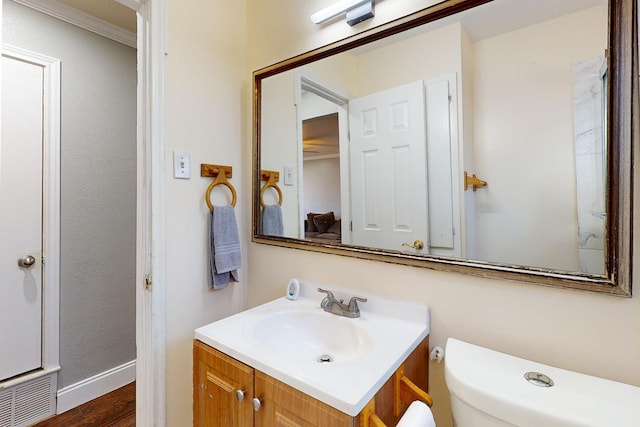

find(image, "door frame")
[134,1,167,425]
[294,70,351,241]
[1,44,61,377]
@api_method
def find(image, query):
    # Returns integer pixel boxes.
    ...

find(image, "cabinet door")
[254,371,354,427]
[194,341,254,427]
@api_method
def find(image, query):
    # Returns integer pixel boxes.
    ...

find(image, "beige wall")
[260,71,301,235]
[304,53,357,96]
[304,157,342,216]
[246,3,640,427]
[353,22,463,96]
[164,0,247,425]
[247,0,446,71]
[471,5,607,270]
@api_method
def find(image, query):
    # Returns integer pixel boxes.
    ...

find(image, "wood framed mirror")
[253,0,637,295]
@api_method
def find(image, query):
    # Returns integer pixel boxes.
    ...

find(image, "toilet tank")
[444,338,640,427]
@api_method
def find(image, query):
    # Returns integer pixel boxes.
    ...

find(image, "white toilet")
[444,338,640,427]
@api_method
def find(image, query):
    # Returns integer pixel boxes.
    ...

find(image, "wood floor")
[33,382,135,427]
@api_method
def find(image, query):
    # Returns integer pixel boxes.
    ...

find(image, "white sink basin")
[195,282,429,416]
[250,310,374,363]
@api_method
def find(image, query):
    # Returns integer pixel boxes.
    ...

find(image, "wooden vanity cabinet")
[254,371,353,426]
[193,340,254,426]
[194,337,429,427]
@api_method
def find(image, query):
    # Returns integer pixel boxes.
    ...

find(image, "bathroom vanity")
[194,337,428,426]
[193,284,430,426]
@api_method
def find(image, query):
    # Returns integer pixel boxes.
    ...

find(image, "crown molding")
[11,0,136,48]
[115,0,142,11]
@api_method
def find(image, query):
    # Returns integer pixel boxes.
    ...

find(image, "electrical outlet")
[173,151,191,179]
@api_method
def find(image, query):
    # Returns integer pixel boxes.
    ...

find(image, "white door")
[0,53,44,381]
[349,80,429,252]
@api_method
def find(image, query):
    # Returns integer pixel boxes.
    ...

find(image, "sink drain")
[317,354,333,363]
[524,371,554,387]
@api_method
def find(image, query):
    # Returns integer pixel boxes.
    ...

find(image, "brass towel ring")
[205,169,237,212]
[260,173,283,209]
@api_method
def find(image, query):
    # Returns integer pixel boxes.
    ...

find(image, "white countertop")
[195,282,429,416]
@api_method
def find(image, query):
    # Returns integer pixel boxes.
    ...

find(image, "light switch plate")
[173,151,191,179]
[284,165,294,186]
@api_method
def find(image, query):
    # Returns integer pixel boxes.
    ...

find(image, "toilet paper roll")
[396,401,436,427]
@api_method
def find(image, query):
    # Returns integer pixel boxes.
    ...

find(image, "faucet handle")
[317,288,335,308]
[317,288,335,299]
[347,296,367,312]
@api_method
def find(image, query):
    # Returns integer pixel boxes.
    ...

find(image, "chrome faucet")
[317,288,367,318]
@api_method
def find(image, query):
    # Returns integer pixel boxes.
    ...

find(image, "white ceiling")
[303,113,340,159]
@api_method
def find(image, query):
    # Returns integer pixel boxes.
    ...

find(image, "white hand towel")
[396,401,436,427]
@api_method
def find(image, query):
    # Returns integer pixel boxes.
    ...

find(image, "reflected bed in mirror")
[253,0,637,295]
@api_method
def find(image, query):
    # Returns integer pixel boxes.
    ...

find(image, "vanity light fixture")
[310,0,375,26]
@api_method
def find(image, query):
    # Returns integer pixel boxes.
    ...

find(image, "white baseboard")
[56,360,136,414]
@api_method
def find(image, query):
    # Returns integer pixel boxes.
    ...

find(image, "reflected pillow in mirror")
[327,219,341,234]
[313,212,336,233]
[307,213,321,232]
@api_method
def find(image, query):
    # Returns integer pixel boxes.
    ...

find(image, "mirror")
[253,0,636,295]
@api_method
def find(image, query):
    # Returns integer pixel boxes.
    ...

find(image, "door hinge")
[145,274,152,291]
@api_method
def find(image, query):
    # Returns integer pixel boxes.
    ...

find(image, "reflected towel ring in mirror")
[260,170,283,208]
[202,164,237,211]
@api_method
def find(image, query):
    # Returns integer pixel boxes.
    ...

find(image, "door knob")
[235,389,245,402]
[402,240,424,250]
[17,255,36,268]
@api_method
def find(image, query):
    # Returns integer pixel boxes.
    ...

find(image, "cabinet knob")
[252,397,262,411]
[235,389,245,402]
